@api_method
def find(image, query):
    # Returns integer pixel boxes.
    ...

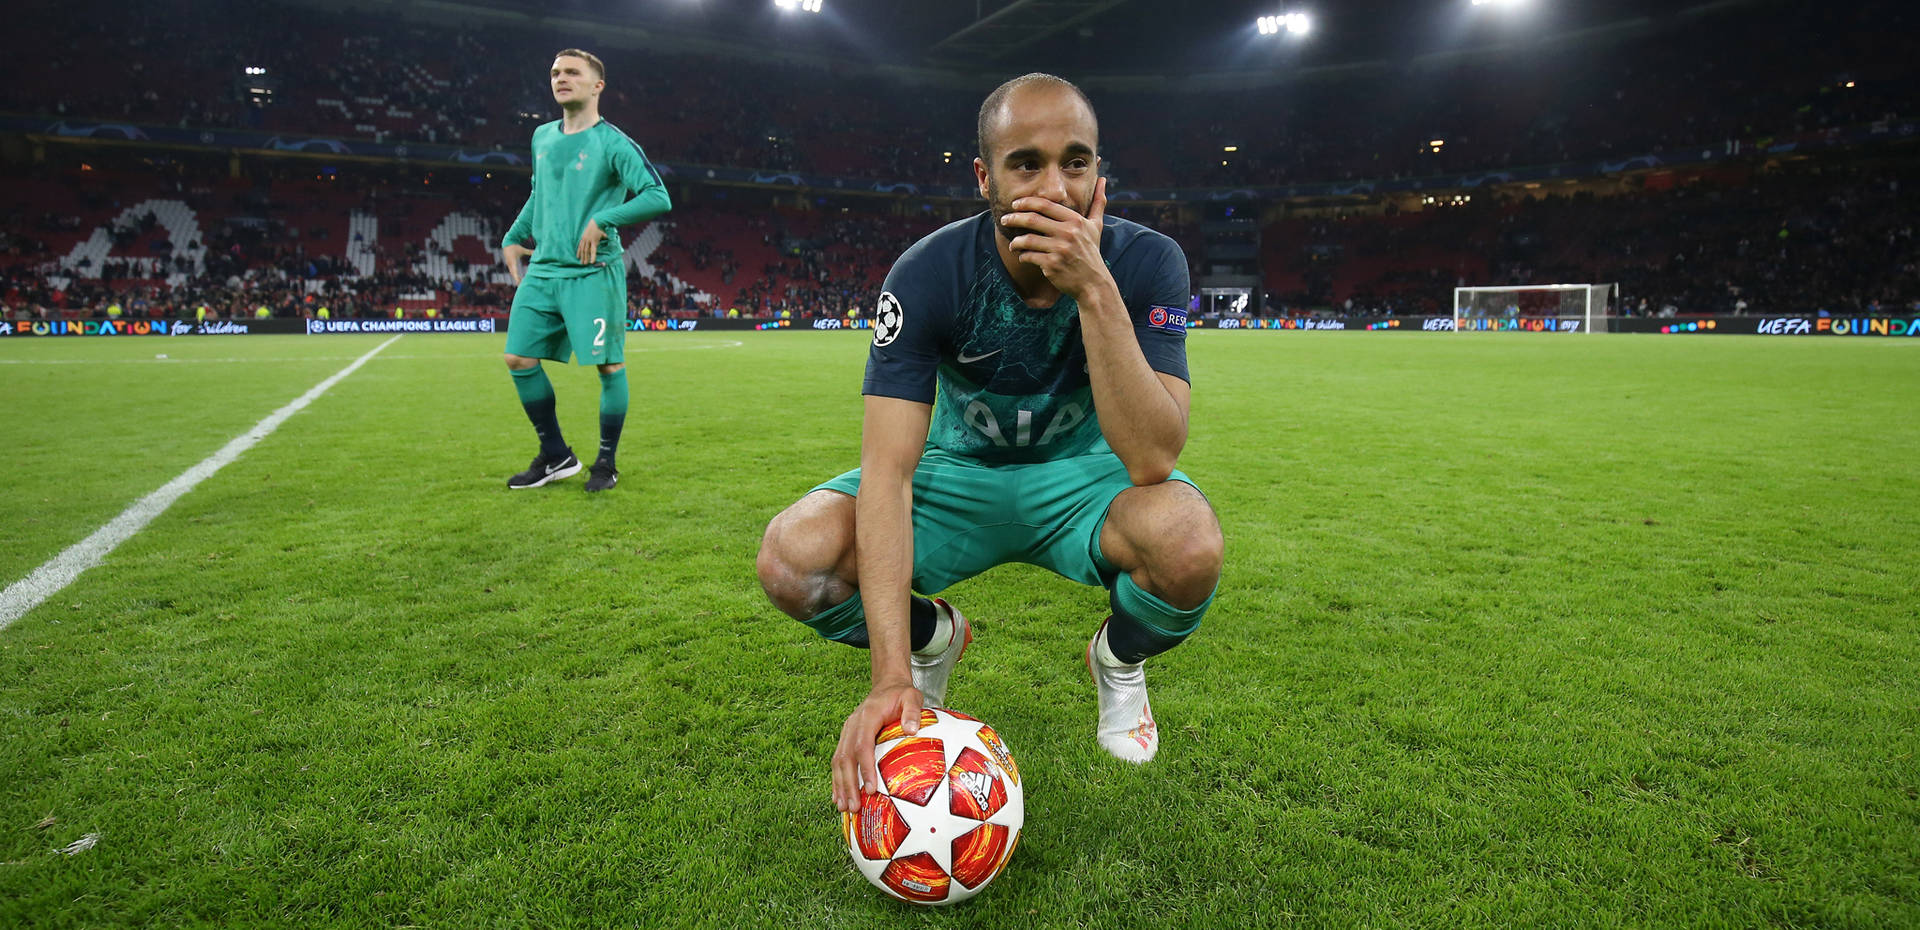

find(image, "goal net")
[1453,284,1615,333]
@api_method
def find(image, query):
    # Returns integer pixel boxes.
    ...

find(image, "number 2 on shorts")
[594,317,606,347]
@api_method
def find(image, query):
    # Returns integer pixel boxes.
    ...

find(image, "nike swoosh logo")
[956,349,1001,364]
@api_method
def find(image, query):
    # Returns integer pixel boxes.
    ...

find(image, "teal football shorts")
[503,264,626,365]
[813,444,1200,593]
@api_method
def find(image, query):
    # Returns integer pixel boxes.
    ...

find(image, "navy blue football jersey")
[863,211,1191,464]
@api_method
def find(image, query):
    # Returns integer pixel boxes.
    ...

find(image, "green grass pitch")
[2,330,1916,928]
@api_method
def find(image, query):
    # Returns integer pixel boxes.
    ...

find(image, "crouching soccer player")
[499,49,671,492]
[754,73,1224,812]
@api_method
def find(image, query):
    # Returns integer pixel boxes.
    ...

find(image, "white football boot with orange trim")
[909,598,971,708]
[1087,618,1157,763]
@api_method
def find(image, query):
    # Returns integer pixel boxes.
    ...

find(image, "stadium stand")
[0,0,1913,319]
[1256,158,1918,317]
[6,149,1910,321]
[0,153,944,320]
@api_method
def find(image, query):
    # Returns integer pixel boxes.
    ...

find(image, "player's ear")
[973,158,990,199]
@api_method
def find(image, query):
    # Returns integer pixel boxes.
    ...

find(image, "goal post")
[1453,284,1616,333]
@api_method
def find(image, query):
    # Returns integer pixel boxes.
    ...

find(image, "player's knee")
[1157,536,1222,610]
[503,353,539,371]
[1147,497,1223,609]
[756,551,850,622]
[755,514,804,612]
[757,494,855,619]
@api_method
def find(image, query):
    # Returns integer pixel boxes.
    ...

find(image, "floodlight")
[1256,11,1310,36]
[774,0,822,11]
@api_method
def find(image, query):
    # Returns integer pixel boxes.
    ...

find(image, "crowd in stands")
[1509,161,1917,318]
[1258,157,1918,317]
[6,147,1911,322]
[0,152,946,322]
[4,0,1910,190]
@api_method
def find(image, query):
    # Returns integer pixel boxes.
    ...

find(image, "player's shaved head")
[976,73,1097,164]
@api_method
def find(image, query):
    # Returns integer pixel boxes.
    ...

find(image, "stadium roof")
[350,0,1772,74]
[926,0,1133,64]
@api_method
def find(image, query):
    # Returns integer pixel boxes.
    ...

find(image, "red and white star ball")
[842,708,1024,905]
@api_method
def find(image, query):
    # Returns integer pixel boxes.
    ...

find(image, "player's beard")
[987,174,1084,248]
[987,175,1018,247]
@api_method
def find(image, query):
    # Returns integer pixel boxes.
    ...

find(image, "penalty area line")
[0,334,404,631]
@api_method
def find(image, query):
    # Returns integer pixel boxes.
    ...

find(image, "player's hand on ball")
[501,243,532,285]
[1001,176,1112,299]
[833,682,924,813]
[576,219,607,265]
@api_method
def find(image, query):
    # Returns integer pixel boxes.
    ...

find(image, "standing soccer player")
[755,73,1224,812]
[499,49,671,492]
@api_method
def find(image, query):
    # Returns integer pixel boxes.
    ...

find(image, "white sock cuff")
[912,599,953,657]
[1093,623,1129,668]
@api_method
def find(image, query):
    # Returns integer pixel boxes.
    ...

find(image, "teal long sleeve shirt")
[501,119,672,279]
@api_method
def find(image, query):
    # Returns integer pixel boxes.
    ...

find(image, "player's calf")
[590,363,627,492]
[505,358,574,487]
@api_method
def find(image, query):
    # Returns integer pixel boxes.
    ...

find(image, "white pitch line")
[0,355,437,365]
[0,340,744,364]
[0,335,404,631]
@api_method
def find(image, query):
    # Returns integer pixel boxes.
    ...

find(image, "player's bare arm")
[830,395,933,813]
[1002,177,1188,484]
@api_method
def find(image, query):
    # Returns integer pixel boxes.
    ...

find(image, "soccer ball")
[842,707,1024,905]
